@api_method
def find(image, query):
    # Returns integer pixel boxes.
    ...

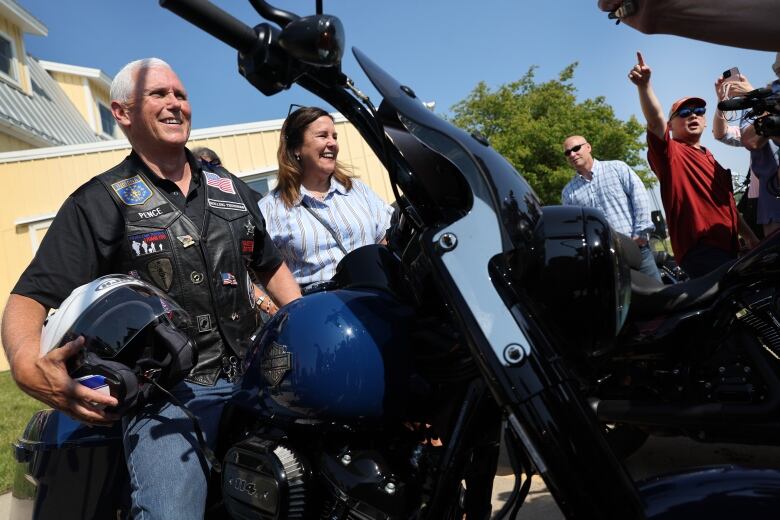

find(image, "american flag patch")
[221,272,238,286]
[204,171,236,195]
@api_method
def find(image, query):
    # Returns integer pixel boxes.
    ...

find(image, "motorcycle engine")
[222,436,410,519]
[222,436,308,519]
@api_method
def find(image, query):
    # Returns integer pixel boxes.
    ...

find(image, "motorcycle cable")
[139,374,222,472]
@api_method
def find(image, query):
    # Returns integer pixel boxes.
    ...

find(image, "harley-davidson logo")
[228,477,257,496]
[261,341,292,387]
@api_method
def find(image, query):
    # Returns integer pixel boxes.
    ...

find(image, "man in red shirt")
[629,52,759,277]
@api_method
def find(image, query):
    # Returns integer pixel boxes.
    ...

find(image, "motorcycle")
[11,1,780,519]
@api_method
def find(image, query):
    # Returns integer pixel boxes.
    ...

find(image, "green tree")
[449,64,653,204]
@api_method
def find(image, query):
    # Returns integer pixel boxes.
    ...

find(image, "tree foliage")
[449,64,652,204]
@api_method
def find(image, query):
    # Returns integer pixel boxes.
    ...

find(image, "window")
[0,34,16,80]
[246,177,269,197]
[240,171,277,198]
[99,104,116,137]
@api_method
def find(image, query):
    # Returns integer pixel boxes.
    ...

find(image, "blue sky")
[19,0,776,179]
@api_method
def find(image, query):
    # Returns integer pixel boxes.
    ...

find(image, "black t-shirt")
[13,150,282,309]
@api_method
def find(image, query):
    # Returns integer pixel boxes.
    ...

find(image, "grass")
[0,371,44,493]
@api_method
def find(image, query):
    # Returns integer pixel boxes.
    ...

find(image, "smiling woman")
[258,106,394,288]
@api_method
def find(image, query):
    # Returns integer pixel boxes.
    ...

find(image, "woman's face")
[296,115,339,182]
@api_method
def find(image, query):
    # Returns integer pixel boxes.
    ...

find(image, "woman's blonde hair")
[275,106,352,208]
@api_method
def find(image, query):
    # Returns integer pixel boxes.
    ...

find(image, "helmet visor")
[64,284,188,359]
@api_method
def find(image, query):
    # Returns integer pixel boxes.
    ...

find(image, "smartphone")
[723,67,742,83]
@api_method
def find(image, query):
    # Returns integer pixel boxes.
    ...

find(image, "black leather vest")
[97,160,261,385]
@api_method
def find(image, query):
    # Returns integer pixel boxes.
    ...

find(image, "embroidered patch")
[128,203,173,222]
[128,230,168,257]
[204,171,236,194]
[244,220,255,237]
[241,240,254,253]
[147,258,174,291]
[111,176,153,206]
[176,235,196,248]
[221,272,238,286]
[208,199,247,212]
[197,314,212,332]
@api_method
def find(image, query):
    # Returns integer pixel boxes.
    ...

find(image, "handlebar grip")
[160,0,258,53]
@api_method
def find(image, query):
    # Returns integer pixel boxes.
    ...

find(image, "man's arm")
[598,0,780,52]
[2,294,118,423]
[256,262,301,307]
[737,212,760,249]
[629,52,666,140]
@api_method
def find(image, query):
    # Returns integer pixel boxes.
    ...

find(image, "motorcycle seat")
[628,260,735,319]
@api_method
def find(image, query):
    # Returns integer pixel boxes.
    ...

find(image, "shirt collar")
[296,175,347,205]
[128,148,201,189]
[575,158,599,180]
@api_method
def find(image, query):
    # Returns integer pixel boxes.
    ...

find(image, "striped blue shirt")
[561,159,654,238]
[259,178,393,285]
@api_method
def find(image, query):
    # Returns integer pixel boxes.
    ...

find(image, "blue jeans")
[639,244,662,282]
[123,378,236,520]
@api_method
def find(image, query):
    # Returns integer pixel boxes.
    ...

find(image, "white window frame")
[0,28,20,87]
[98,102,117,138]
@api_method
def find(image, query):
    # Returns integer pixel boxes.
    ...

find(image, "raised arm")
[629,52,666,140]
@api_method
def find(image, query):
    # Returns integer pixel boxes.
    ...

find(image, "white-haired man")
[1,58,301,518]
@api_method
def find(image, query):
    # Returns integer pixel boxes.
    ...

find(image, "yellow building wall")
[0,120,389,370]
[0,18,30,95]
[48,71,90,127]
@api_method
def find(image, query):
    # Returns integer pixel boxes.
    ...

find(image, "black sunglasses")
[674,106,706,118]
[564,143,588,156]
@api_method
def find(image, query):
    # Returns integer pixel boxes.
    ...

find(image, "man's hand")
[628,52,651,86]
[725,77,755,98]
[15,336,119,425]
[633,236,648,247]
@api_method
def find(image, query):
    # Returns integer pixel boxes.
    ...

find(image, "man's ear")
[111,100,131,131]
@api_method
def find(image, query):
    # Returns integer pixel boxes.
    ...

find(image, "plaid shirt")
[561,159,654,238]
[259,178,393,285]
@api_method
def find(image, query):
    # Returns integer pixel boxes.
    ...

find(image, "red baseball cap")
[668,97,706,119]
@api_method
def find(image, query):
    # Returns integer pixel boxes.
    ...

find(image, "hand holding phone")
[722,67,742,83]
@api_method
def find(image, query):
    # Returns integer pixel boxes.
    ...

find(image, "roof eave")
[0,0,47,36]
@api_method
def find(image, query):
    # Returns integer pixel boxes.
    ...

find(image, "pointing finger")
[637,51,645,67]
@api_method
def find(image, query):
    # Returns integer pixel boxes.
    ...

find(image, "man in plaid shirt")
[561,136,661,281]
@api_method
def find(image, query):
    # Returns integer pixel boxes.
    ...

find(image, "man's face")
[669,104,706,142]
[121,66,191,151]
[563,137,592,171]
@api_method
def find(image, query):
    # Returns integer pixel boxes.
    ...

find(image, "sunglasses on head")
[564,143,587,156]
[674,106,706,118]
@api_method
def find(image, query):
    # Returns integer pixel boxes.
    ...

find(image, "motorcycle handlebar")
[159,0,258,53]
